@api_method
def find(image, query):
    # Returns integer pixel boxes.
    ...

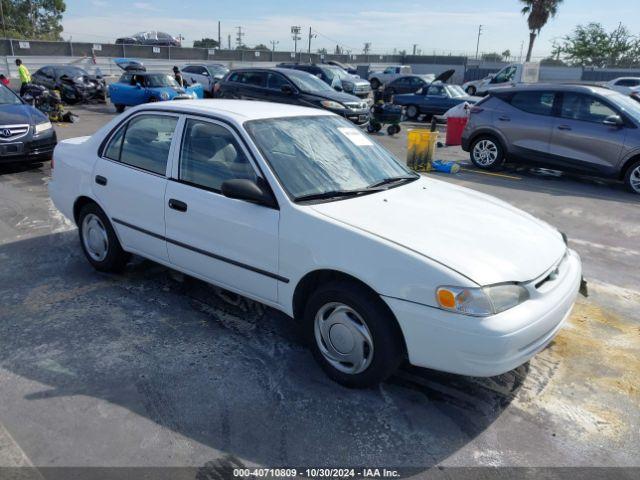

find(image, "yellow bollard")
[407,129,438,172]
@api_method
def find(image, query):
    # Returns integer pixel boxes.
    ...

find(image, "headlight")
[342,82,354,91]
[436,284,529,317]
[160,91,169,100]
[320,100,345,110]
[34,121,52,134]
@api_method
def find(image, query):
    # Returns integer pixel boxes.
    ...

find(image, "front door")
[548,92,626,175]
[93,112,179,262]
[164,117,280,303]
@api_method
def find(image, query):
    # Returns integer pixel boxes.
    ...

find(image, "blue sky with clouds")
[62,0,634,57]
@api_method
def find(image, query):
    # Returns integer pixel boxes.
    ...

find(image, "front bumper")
[383,249,582,377]
[0,131,57,164]
[338,108,370,126]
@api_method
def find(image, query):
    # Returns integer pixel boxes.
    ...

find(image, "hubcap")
[407,106,418,118]
[314,302,374,375]
[630,165,640,193]
[473,139,499,166]
[82,213,109,262]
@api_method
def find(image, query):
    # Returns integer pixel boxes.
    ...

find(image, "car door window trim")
[111,217,288,282]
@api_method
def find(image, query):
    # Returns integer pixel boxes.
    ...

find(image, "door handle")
[168,198,188,212]
[557,125,572,131]
[498,116,511,122]
[95,175,107,186]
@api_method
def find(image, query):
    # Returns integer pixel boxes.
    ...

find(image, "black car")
[31,65,107,104]
[0,84,56,165]
[276,63,372,100]
[218,68,370,126]
[115,31,180,47]
[383,75,434,97]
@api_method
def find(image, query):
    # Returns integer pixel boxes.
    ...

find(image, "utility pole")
[235,26,245,49]
[217,21,221,49]
[270,40,279,52]
[475,24,483,60]
[519,40,524,62]
[363,42,371,54]
[307,27,316,55]
[291,26,301,57]
[227,34,231,50]
[412,44,417,55]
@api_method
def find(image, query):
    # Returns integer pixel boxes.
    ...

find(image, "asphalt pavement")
[0,104,638,477]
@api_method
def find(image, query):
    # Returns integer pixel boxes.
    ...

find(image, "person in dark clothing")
[173,66,185,87]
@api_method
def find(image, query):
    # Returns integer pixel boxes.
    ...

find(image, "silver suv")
[461,84,640,194]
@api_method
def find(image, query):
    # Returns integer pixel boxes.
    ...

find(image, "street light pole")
[475,24,483,60]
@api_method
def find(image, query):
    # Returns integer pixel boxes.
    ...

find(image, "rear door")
[235,71,269,101]
[548,92,626,175]
[493,90,557,161]
[265,72,300,105]
[93,112,179,262]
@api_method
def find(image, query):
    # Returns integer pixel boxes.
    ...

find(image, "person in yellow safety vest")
[15,59,31,96]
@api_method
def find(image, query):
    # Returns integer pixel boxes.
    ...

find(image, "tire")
[78,203,130,273]
[303,280,404,388]
[114,104,125,113]
[624,158,640,194]
[366,123,376,133]
[370,78,381,90]
[406,105,419,120]
[470,135,505,170]
[395,125,401,133]
[387,125,397,135]
[466,85,477,95]
[374,122,382,132]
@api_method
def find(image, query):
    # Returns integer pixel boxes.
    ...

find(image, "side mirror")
[603,115,624,127]
[281,84,295,95]
[334,84,343,92]
[221,178,277,208]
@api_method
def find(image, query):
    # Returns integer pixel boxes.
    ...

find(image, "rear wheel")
[303,281,404,388]
[78,203,130,273]
[466,85,477,95]
[114,104,125,113]
[470,135,505,170]
[406,105,419,120]
[624,159,640,194]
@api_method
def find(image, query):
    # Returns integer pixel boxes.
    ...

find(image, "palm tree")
[520,0,563,62]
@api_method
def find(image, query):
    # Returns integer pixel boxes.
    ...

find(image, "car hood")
[310,88,364,105]
[310,177,566,285]
[0,103,47,124]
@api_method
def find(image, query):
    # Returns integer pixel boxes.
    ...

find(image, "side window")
[179,119,257,191]
[119,73,132,84]
[616,79,640,87]
[267,73,290,90]
[510,91,555,116]
[560,93,617,123]
[383,67,394,74]
[494,66,516,83]
[427,85,444,96]
[104,126,125,161]
[241,72,266,87]
[115,115,178,175]
[228,72,241,83]
[182,66,194,74]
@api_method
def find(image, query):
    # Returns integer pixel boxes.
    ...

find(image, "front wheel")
[470,135,505,170]
[624,159,640,194]
[466,85,477,95]
[78,203,130,272]
[405,105,419,120]
[114,104,125,113]
[303,281,404,388]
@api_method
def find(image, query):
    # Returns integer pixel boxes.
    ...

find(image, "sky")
[61,0,635,58]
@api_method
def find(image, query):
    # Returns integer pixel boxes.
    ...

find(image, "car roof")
[131,99,333,122]
[491,83,618,96]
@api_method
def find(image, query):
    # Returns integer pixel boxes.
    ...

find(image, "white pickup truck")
[368,65,412,89]
[463,62,540,96]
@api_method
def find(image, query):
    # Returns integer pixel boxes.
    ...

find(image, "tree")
[253,44,270,51]
[193,38,220,49]
[554,23,640,67]
[501,49,512,60]
[520,0,563,61]
[2,0,66,40]
[481,52,504,62]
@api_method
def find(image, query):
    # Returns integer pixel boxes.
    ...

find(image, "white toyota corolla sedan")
[49,100,583,388]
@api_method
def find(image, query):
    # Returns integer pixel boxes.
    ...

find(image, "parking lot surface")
[0,105,638,474]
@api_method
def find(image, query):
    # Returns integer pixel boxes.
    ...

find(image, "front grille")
[0,124,29,142]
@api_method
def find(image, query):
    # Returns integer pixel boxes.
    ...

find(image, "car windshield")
[245,115,417,200]
[146,74,179,87]
[285,70,335,93]
[610,91,640,121]
[445,85,467,97]
[58,66,87,78]
[0,85,22,105]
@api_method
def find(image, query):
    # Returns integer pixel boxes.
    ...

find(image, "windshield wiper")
[295,189,376,202]
[367,175,418,189]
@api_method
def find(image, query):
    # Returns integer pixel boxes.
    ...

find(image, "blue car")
[393,83,481,120]
[108,69,203,113]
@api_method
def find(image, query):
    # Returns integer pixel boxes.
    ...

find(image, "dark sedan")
[218,68,370,127]
[0,84,56,165]
[31,65,107,103]
[393,83,481,120]
[383,75,434,97]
